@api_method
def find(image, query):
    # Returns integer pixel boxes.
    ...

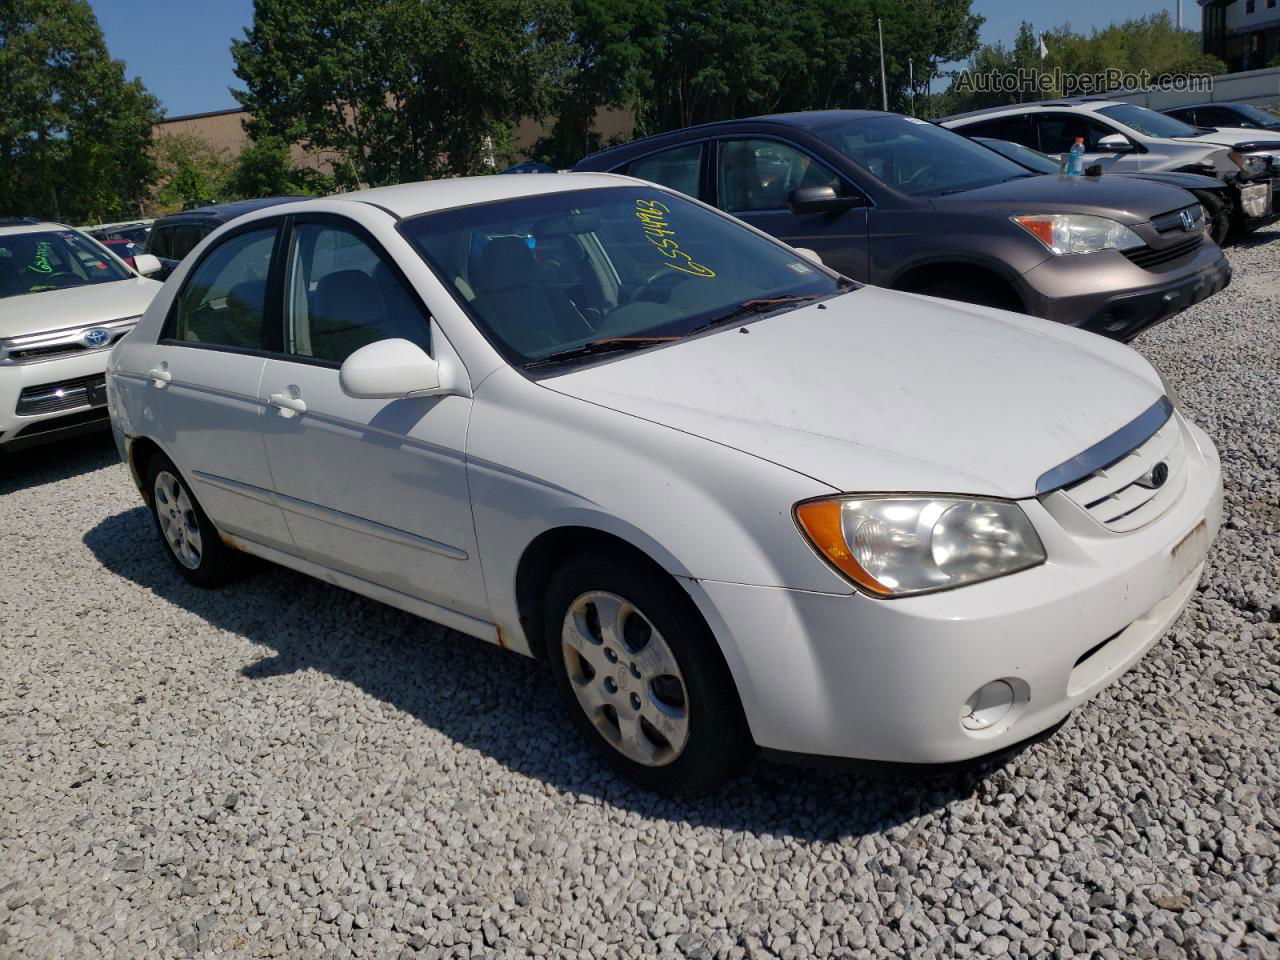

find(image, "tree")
[0,0,161,222]
[225,136,333,200]
[147,133,233,215]
[232,0,572,188]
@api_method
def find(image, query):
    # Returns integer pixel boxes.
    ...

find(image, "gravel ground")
[2,230,1278,960]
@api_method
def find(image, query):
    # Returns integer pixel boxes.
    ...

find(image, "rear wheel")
[145,453,238,587]
[543,553,752,795]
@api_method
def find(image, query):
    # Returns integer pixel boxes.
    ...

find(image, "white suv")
[942,99,1279,237]
[1,219,163,451]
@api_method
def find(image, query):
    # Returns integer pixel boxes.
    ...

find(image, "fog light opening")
[960,679,1016,732]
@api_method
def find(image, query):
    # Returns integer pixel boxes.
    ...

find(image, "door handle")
[147,367,171,387]
[268,392,307,417]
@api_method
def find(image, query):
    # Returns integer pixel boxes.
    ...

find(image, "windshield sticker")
[785,261,813,274]
[635,199,716,278]
[28,241,53,275]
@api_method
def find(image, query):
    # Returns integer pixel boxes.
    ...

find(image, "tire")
[145,453,239,587]
[543,553,753,796]
[1191,189,1231,246]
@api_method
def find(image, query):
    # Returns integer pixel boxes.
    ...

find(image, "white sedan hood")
[0,277,161,339]
[545,287,1164,499]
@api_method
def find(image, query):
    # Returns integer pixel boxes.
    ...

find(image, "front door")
[147,222,292,550]
[713,137,870,280]
[256,216,487,618]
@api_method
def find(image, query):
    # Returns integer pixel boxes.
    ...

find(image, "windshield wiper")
[684,295,819,336]
[524,336,678,370]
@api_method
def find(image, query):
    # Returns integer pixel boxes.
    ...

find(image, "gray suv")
[574,111,1231,341]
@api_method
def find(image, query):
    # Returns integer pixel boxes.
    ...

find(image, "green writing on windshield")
[635,199,716,278]
[28,241,53,275]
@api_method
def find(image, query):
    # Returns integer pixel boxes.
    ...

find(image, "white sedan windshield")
[401,186,846,366]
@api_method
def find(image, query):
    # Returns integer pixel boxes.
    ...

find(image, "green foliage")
[535,0,983,166]
[225,136,333,200]
[0,0,161,222]
[232,0,573,188]
[148,134,233,214]
[939,13,1226,115]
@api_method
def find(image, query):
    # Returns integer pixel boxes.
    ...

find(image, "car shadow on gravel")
[1,430,119,495]
[85,506,1029,841]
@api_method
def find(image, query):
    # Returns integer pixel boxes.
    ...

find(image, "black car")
[145,197,305,279]
[573,111,1230,340]
[1164,102,1280,132]
[974,136,1241,245]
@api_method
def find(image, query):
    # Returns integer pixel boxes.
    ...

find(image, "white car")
[106,174,1222,794]
[942,99,1279,235]
[1,220,163,451]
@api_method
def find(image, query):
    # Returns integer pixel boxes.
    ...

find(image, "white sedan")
[106,173,1222,794]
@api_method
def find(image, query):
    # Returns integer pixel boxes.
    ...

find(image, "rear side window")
[148,227,173,259]
[626,143,703,198]
[170,228,277,350]
[284,222,429,364]
[170,224,207,260]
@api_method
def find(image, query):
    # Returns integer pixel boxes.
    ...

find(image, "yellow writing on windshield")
[635,199,715,278]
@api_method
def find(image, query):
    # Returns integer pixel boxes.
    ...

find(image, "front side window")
[284,222,429,364]
[401,186,847,367]
[717,139,849,212]
[0,229,133,299]
[1034,113,1120,153]
[959,115,1035,147]
[817,115,1030,197]
[170,228,276,349]
[169,224,208,260]
[1095,104,1199,139]
[626,143,703,198]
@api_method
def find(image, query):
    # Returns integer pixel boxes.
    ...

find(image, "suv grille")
[1150,204,1204,234]
[0,316,138,365]
[1056,419,1187,532]
[1123,236,1202,270]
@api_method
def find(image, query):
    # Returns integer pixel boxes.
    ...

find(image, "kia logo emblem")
[1136,461,1170,490]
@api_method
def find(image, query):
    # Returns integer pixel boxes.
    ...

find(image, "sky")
[91,0,1193,119]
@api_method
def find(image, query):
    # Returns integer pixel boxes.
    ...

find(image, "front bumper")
[1024,245,1231,341]
[0,351,113,451]
[686,418,1223,765]
[1233,178,1280,229]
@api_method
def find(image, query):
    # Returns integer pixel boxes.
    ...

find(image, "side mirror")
[133,253,163,276]
[1097,134,1133,153]
[792,247,824,265]
[788,186,863,214]
[339,338,444,400]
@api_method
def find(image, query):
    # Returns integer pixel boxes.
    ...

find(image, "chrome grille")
[0,316,138,365]
[1056,419,1187,532]
[16,374,107,416]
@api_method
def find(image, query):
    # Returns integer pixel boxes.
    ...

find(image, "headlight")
[794,496,1046,597]
[1012,214,1145,255]
[1228,151,1268,177]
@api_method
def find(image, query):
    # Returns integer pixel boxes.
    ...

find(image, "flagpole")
[878,19,888,111]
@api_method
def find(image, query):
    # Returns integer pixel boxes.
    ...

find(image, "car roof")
[576,110,902,166]
[940,99,1128,123]
[153,195,307,226]
[0,220,76,238]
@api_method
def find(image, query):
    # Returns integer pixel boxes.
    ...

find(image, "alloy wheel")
[154,470,203,570]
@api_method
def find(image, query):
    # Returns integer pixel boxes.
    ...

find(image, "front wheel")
[146,453,239,587]
[543,554,753,796]
[1191,189,1231,246]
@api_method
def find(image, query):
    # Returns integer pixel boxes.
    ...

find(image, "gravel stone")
[2,228,1279,956]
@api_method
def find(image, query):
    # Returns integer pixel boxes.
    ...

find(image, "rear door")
[255,214,487,617]
[146,220,292,549]
[712,136,870,280]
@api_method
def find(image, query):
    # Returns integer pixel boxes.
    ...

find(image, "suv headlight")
[1228,151,1269,178]
[794,496,1046,597]
[1012,214,1145,255]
